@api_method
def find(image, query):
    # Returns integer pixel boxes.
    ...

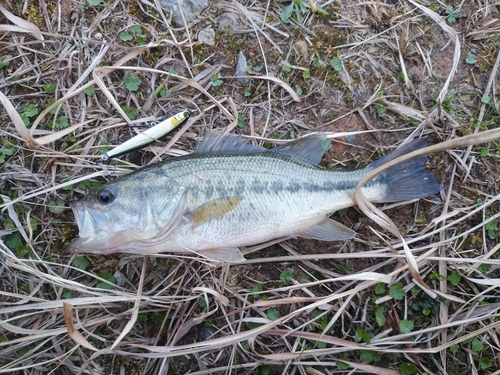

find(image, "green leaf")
[21,104,39,118]
[244,87,251,97]
[57,116,69,129]
[336,360,349,370]
[471,337,483,352]
[129,25,143,35]
[477,263,491,274]
[88,0,102,5]
[481,95,490,104]
[375,104,386,116]
[302,70,310,79]
[480,146,489,157]
[198,296,211,311]
[136,36,147,46]
[125,75,141,92]
[312,309,328,331]
[449,344,459,354]
[84,84,95,96]
[237,114,245,128]
[96,271,116,290]
[43,84,56,93]
[389,282,406,300]
[5,234,24,252]
[399,362,418,374]
[284,65,291,73]
[120,32,133,41]
[315,341,327,349]
[210,74,223,87]
[485,220,497,240]
[48,200,66,214]
[267,308,279,320]
[252,283,263,296]
[63,289,73,299]
[355,328,371,344]
[466,53,477,64]
[280,268,293,283]
[399,319,414,333]
[74,256,88,271]
[330,56,343,71]
[374,283,386,295]
[337,208,348,217]
[479,357,491,370]
[359,350,381,363]
[280,2,294,23]
[299,273,310,283]
[121,105,136,120]
[445,6,459,23]
[447,270,461,286]
[0,57,10,68]
[375,307,386,327]
[27,217,38,232]
[315,4,328,16]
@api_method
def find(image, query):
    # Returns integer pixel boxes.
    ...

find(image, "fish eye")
[97,188,115,204]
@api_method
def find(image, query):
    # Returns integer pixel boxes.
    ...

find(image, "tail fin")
[370,138,441,203]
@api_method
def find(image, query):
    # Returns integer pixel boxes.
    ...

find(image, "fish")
[68,132,441,262]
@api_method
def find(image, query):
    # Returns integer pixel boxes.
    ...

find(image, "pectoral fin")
[187,196,243,228]
[197,247,246,262]
[299,218,356,241]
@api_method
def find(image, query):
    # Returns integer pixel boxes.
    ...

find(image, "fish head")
[68,171,186,255]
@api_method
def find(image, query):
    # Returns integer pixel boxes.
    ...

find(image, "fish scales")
[68,133,442,262]
[153,152,381,252]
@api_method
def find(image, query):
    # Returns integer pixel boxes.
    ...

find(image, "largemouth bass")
[68,133,441,262]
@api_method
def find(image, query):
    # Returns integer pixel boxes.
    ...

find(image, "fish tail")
[370,138,441,203]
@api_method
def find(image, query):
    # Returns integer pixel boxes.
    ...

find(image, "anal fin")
[299,218,356,241]
[197,247,246,262]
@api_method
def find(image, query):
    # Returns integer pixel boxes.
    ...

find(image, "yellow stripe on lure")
[101,110,191,161]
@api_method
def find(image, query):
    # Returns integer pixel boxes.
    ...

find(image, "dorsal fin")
[270,134,331,166]
[195,132,332,166]
[195,132,265,154]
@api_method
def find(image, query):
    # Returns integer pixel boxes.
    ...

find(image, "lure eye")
[97,188,115,204]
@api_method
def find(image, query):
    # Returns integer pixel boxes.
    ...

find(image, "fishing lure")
[100,110,191,162]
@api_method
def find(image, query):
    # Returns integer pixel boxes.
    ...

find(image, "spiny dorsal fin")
[195,132,332,166]
[270,134,331,166]
[195,132,264,154]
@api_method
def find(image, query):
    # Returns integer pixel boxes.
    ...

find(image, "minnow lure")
[100,110,191,162]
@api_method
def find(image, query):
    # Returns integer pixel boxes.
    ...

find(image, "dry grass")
[1,0,500,374]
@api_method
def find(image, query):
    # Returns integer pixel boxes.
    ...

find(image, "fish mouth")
[68,201,116,254]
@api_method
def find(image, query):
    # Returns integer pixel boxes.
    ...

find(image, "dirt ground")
[0,0,500,374]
